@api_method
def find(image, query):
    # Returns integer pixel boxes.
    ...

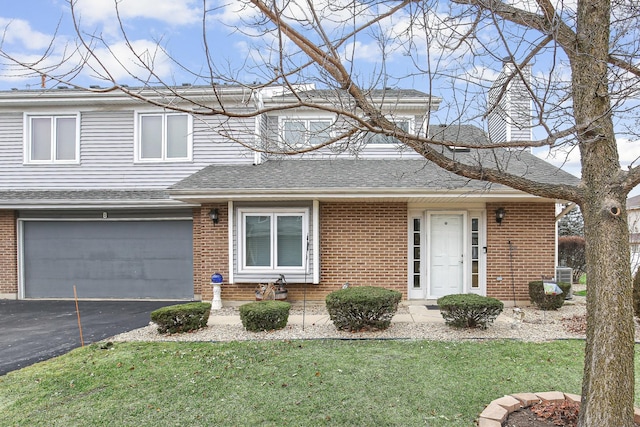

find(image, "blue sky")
[1,0,639,193]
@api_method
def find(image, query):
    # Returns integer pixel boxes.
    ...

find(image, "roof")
[169,150,579,202]
[0,189,194,209]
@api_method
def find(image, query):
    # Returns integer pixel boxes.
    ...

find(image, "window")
[368,119,411,144]
[282,119,331,148]
[239,208,308,273]
[137,112,192,161]
[26,115,78,163]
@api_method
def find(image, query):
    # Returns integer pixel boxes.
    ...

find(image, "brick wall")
[0,210,17,297]
[486,202,556,304]
[193,204,229,301]
[318,202,407,299]
[194,202,408,303]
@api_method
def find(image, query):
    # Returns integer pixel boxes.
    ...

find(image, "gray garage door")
[23,220,193,299]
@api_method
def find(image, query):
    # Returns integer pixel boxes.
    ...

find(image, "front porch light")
[209,208,220,225]
[495,208,506,225]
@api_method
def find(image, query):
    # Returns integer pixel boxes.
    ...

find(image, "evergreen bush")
[528,281,572,310]
[239,301,291,332]
[151,302,211,334]
[325,286,402,331]
[437,294,504,329]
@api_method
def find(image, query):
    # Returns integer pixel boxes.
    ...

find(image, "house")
[626,195,640,274]
[0,82,578,304]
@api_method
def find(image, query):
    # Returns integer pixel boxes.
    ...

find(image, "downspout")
[253,89,264,165]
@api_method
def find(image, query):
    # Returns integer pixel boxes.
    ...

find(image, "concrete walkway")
[208,305,449,327]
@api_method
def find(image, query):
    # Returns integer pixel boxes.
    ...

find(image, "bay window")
[239,208,308,273]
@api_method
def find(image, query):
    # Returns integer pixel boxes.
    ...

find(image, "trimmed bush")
[325,286,402,331]
[437,294,504,329]
[633,268,640,318]
[239,301,291,332]
[528,281,572,310]
[151,302,211,334]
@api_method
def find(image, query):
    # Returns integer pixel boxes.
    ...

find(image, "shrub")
[528,281,572,310]
[633,268,640,318]
[558,235,586,282]
[151,302,211,334]
[325,286,402,331]
[239,301,291,332]
[437,294,504,329]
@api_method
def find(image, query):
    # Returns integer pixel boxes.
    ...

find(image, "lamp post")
[211,273,224,310]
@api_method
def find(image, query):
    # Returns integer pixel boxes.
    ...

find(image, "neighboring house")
[626,195,640,274]
[0,81,578,304]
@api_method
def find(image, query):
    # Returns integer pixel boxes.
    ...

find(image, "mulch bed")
[502,400,640,426]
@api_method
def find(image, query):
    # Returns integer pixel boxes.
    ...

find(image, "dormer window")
[368,119,412,144]
[281,119,332,148]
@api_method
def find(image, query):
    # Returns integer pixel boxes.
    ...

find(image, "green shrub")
[437,294,504,329]
[325,286,402,331]
[239,301,291,332]
[528,281,572,310]
[633,268,640,318]
[151,302,211,334]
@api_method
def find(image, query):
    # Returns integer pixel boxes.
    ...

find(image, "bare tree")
[2,0,640,425]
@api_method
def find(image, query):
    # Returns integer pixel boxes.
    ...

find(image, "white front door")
[429,213,464,298]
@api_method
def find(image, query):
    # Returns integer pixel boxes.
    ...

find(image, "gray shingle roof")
[0,189,193,208]
[169,150,579,197]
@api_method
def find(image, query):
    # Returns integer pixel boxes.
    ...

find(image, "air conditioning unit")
[556,267,573,299]
[555,267,573,284]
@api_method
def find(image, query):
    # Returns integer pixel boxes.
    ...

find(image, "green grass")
[574,289,587,296]
[2,340,639,426]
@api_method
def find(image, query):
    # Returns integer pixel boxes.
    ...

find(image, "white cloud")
[534,137,640,180]
[86,39,173,83]
[73,0,201,26]
[0,17,55,50]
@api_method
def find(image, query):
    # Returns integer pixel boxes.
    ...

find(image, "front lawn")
[1,339,638,426]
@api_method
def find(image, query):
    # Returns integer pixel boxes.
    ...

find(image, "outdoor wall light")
[495,207,506,225]
[209,208,220,225]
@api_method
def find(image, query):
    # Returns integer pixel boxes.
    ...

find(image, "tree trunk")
[574,1,635,425]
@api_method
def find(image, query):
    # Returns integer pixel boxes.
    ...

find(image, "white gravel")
[106,294,626,344]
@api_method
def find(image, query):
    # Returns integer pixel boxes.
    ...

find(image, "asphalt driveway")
[0,300,182,376]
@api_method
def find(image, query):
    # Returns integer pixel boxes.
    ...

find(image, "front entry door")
[429,213,464,298]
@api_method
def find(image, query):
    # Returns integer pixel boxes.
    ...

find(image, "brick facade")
[192,201,556,304]
[194,202,408,303]
[485,202,556,304]
[0,210,17,298]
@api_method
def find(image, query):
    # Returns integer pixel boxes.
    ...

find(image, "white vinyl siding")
[136,112,192,162]
[25,114,79,164]
[0,110,256,190]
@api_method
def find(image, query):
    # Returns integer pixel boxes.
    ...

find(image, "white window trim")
[279,116,333,147]
[237,207,309,274]
[23,113,80,165]
[134,111,193,163]
[368,116,414,145]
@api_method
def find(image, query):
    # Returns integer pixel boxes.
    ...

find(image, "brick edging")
[477,391,640,426]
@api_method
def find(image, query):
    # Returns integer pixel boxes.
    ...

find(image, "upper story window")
[368,119,412,144]
[136,112,192,162]
[25,114,79,164]
[238,208,309,274]
[281,118,332,148]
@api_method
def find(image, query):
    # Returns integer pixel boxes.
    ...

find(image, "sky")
[0,0,639,195]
